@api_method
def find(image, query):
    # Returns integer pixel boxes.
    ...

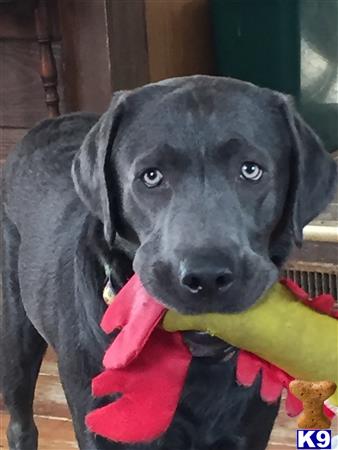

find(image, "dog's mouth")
[182,331,237,360]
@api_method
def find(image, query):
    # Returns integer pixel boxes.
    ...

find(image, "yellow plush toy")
[88,275,337,443]
[163,282,338,406]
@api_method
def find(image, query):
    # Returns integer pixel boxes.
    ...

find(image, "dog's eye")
[140,168,163,188]
[240,162,263,181]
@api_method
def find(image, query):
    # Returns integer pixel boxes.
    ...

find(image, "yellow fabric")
[163,283,338,404]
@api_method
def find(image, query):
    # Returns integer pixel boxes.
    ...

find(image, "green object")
[211,0,338,151]
[163,283,338,404]
[211,0,299,95]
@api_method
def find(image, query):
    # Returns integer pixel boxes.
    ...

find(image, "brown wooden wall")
[57,0,214,112]
[0,0,214,165]
[145,0,214,82]
[0,1,64,164]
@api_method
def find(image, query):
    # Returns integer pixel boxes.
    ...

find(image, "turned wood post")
[34,0,60,117]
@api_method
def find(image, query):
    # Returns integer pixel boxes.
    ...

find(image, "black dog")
[1,76,336,450]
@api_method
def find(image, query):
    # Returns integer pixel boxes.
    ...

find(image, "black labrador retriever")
[1,76,336,450]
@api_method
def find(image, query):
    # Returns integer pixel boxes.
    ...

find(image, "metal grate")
[282,264,338,300]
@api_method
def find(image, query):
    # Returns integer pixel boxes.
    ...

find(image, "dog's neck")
[86,217,135,291]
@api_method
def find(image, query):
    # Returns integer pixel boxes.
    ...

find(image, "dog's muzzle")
[103,276,237,361]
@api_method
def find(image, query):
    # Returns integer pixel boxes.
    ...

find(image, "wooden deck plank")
[1,410,299,450]
[0,413,76,450]
[2,349,336,449]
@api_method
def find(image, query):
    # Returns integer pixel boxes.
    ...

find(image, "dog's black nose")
[180,257,234,295]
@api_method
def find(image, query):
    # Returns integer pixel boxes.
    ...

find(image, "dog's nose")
[180,257,234,295]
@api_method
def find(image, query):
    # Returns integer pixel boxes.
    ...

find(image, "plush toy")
[86,275,338,444]
[164,280,338,388]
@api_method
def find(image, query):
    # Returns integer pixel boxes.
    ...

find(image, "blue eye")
[141,168,163,188]
[240,162,263,181]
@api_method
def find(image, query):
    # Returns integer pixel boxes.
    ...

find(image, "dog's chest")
[153,358,249,450]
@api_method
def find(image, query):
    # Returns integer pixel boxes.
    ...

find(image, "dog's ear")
[281,98,337,244]
[72,91,128,245]
[271,95,337,263]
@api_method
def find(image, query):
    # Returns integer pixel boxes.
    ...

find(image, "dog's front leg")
[57,347,122,450]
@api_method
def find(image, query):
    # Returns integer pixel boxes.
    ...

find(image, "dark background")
[1,0,337,166]
[0,0,215,165]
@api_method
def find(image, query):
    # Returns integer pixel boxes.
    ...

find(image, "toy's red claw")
[86,277,192,443]
[100,276,166,369]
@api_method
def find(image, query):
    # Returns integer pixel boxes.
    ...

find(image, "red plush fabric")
[86,275,336,443]
[236,351,303,416]
[236,282,338,420]
[281,278,337,420]
[86,328,191,443]
[281,278,338,318]
[101,275,166,369]
[86,275,192,443]
[236,350,335,420]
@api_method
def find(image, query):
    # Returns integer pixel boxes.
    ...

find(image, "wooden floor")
[1,349,336,450]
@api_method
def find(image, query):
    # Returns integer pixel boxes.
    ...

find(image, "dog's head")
[72,76,337,314]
